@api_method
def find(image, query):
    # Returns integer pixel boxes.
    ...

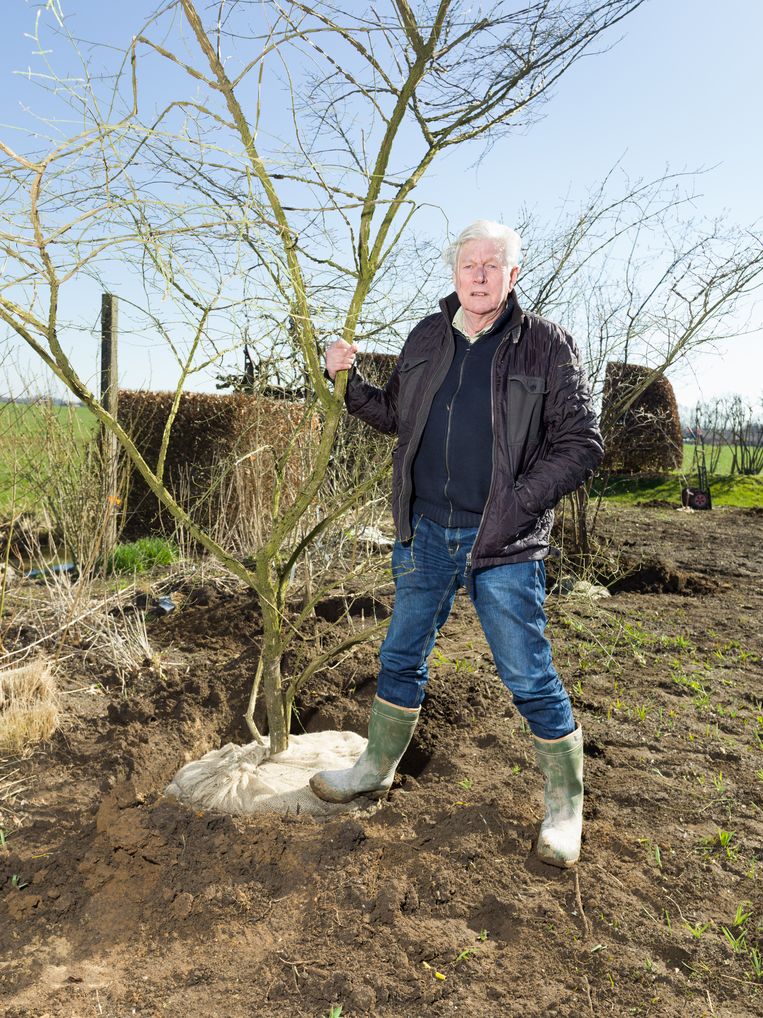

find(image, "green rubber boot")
[309,697,420,803]
[533,725,584,868]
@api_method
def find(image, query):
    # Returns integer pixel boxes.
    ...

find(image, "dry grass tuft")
[0,659,59,754]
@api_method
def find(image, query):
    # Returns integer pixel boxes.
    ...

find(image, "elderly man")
[310,220,604,867]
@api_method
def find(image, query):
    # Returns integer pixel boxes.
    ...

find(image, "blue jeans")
[376,514,575,740]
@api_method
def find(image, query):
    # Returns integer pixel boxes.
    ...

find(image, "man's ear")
[509,265,520,289]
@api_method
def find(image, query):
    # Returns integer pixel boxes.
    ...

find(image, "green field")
[681,442,761,477]
[601,442,763,508]
[0,401,95,447]
[1,405,761,517]
[598,471,763,508]
[0,401,95,514]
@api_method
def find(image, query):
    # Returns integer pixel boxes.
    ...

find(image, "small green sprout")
[732,903,753,927]
[721,925,747,954]
[700,828,738,860]
[712,771,726,793]
[718,829,738,858]
[748,947,763,982]
[454,948,477,964]
[684,920,711,940]
[639,838,662,870]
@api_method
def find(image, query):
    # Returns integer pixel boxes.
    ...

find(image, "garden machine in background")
[682,422,713,510]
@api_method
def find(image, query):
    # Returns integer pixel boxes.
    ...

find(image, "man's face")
[454,239,519,320]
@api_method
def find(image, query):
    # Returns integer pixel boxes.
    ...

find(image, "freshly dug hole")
[0,658,59,753]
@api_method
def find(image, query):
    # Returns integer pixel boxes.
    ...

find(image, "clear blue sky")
[2,0,761,410]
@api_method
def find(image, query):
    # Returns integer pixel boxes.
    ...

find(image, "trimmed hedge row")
[601,362,683,473]
[118,390,317,545]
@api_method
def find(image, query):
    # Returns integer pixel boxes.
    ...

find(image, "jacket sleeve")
[513,328,604,515]
[340,352,404,436]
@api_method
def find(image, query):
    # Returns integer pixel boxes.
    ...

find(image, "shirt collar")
[452,293,516,342]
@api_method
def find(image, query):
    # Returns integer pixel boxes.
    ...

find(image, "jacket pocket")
[399,355,428,375]
[397,355,429,418]
[506,374,547,448]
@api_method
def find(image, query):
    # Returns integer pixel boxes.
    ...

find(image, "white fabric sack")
[165,730,373,817]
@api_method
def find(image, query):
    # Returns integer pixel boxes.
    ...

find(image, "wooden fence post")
[100,293,119,560]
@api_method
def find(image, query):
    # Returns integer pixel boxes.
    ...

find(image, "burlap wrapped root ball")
[165,731,378,818]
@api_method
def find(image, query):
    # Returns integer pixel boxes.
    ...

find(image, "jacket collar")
[440,290,524,341]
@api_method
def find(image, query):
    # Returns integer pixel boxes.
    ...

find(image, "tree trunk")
[573,485,591,560]
[261,638,289,755]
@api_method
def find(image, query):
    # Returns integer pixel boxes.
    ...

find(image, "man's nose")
[474,265,486,282]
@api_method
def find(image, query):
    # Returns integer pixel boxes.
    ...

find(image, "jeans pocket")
[393,512,426,580]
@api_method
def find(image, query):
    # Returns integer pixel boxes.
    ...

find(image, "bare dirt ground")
[1,503,762,1017]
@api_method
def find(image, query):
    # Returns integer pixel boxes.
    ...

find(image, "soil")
[1,503,762,1017]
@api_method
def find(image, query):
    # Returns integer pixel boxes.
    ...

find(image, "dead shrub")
[0,659,59,754]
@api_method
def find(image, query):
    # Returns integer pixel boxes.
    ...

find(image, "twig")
[584,974,595,1016]
[574,870,592,938]
[705,989,715,1015]
[277,955,319,968]
[605,869,625,889]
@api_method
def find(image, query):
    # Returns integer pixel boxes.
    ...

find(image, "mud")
[1,503,762,1017]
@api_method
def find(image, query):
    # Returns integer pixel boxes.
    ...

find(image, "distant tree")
[728,396,763,475]
[691,399,732,475]
[513,169,763,554]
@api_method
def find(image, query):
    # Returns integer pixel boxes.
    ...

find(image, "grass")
[594,442,762,507]
[681,443,761,476]
[0,402,95,514]
[597,472,763,508]
[107,537,178,574]
[0,400,94,441]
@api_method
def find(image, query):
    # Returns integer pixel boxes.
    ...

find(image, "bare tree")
[690,399,731,475]
[6,0,723,753]
[728,396,763,476]
[509,170,763,557]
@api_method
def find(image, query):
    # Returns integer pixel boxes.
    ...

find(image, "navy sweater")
[412,303,512,528]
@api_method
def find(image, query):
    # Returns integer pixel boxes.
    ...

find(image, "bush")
[0,659,59,754]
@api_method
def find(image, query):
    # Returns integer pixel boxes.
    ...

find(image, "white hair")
[444,220,522,271]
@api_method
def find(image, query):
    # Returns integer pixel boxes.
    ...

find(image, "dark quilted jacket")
[344,291,604,567]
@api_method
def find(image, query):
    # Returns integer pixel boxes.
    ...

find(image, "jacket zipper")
[397,322,455,538]
[467,324,520,574]
[466,363,496,579]
[444,345,471,528]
